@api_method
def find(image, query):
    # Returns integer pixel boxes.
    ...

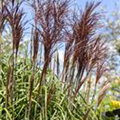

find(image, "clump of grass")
[0,0,111,120]
[61,2,108,100]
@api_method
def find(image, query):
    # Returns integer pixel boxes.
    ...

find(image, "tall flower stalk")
[28,27,39,119]
[5,0,25,104]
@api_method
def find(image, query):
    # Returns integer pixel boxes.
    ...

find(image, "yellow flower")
[111,100,120,108]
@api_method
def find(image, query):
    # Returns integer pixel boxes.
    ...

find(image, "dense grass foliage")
[0,57,100,120]
[0,0,111,120]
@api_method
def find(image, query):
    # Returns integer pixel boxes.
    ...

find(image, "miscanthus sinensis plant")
[0,0,110,120]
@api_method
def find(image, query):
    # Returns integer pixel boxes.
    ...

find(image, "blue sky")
[78,0,119,11]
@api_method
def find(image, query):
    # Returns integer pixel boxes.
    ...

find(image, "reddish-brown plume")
[5,0,25,57]
[61,2,107,98]
[31,0,70,88]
